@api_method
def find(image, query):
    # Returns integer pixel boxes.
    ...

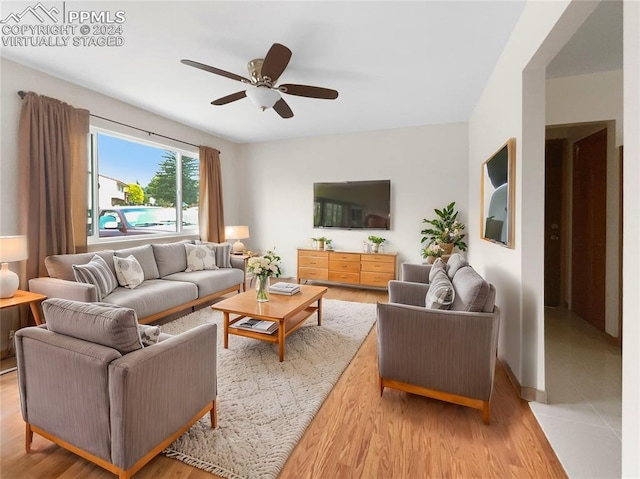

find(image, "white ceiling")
[0,1,622,144]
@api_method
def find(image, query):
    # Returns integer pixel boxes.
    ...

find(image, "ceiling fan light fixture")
[245,86,281,110]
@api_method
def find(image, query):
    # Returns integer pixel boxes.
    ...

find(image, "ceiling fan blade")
[273,98,294,119]
[261,43,292,83]
[279,83,338,100]
[181,59,250,84]
[211,91,247,106]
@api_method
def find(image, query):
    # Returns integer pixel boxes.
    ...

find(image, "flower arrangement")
[247,250,282,302]
[247,250,282,279]
[420,201,467,253]
[422,243,445,258]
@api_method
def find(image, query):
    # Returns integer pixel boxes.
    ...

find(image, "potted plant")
[367,235,386,253]
[421,201,467,255]
[324,239,333,251]
[421,243,445,264]
[312,236,328,250]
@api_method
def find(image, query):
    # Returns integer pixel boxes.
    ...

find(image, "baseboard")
[498,358,547,403]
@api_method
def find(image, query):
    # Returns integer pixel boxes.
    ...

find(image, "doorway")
[544,125,615,333]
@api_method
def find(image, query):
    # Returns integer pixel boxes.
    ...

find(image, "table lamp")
[0,235,28,298]
[225,226,250,254]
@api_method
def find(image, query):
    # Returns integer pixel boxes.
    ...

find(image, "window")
[88,131,199,239]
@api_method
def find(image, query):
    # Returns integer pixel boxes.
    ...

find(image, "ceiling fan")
[181,43,338,119]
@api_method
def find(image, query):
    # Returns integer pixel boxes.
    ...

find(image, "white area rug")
[160,299,377,479]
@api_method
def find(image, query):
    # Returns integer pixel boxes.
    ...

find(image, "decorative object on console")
[312,236,328,250]
[421,201,467,257]
[225,225,250,254]
[0,235,27,298]
[247,250,282,302]
[367,235,386,253]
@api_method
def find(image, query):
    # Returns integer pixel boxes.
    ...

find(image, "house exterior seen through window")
[88,131,199,239]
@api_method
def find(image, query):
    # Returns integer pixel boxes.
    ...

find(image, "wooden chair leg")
[25,423,33,452]
[210,400,217,428]
[482,401,491,425]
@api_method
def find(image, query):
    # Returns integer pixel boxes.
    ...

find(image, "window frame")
[88,126,200,244]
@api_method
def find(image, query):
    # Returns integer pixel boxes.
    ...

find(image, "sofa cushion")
[72,255,118,301]
[42,298,142,355]
[425,270,455,310]
[152,242,188,277]
[45,250,116,281]
[451,265,490,312]
[138,324,161,347]
[114,245,159,280]
[113,255,144,289]
[446,253,468,280]
[163,268,244,297]
[102,279,198,319]
[196,240,232,268]
[428,258,447,283]
[184,244,218,272]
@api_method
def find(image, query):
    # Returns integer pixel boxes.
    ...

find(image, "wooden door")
[571,129,607,331]
[545,140,565,307]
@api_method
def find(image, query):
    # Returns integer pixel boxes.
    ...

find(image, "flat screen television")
[313,180,390,230]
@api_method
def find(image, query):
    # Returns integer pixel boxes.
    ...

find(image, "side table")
[0,290,47,325]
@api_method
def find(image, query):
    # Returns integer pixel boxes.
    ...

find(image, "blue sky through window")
[97,133,166,187]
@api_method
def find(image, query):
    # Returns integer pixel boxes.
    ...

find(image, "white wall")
[468,0,598,396]
[238,123,469,278]
[547,72,623,338]
[622,0,640,475]
[0,58,243,350]
[547,70,624,145]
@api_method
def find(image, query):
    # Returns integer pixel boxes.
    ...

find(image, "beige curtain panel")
[198,146,225,242]
[18,92,90,285]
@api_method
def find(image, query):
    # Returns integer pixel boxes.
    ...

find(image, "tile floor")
[529,308,622,478]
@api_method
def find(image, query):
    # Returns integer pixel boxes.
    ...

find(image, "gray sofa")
[377,254,500,424]
[29,241,245,324]
[15,298,217,478]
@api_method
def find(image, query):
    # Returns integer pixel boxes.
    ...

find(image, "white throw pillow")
[138,324,161,347]
[184,243,218,272]
[113,255,145,289]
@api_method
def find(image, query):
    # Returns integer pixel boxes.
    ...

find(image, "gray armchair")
[15,299,217,478]
[377,257,500,424]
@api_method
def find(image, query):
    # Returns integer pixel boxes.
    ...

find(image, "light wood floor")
[0,284,566,478]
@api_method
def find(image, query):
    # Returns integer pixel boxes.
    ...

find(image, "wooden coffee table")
[211,284,328,361]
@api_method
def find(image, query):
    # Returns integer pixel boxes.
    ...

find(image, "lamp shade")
[245,86,281,109]
[0,235,27,262]
[225,226,250,240]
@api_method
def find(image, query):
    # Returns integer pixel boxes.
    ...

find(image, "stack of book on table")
[269,282,301,295]
[232,318,278,334]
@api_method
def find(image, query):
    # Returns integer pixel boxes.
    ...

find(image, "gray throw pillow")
[196,240,232,268]
[425,270,455,310]
[114,244,160,280]
[43,299,142,355]
[446,253,468,280]
[72,255,119,301]
[428,258,447,283]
